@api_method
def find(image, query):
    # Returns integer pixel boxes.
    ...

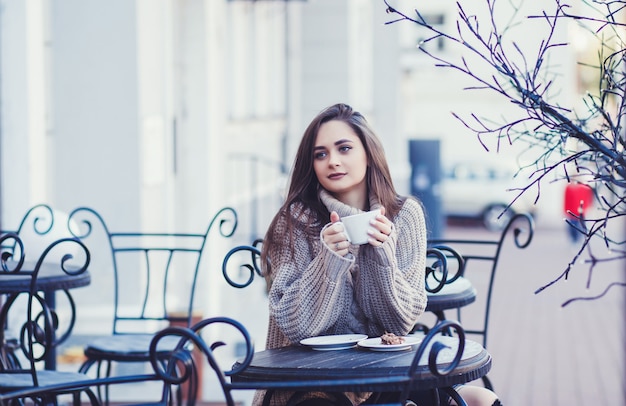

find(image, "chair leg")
[90,360,111,406]
[72,391,81,406]
[261,390,275,406]
[441,387,467,406]
[42,393,59,406]
[103,360,113,406]
[70,388,103,406]
[84,388,103,406]
[481,374,494,391]
[79,357,98,373]
[79,358,111,406]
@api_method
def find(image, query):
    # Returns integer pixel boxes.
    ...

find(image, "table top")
[0,261,91,294]
[232,335,491,393]
[426,276,477,312]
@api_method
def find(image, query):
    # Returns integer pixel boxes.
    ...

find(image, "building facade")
[0,0,576,401]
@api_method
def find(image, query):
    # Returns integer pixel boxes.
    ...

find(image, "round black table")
[0,261,91,370]
[232,335,491,396]
[0,261,91,293]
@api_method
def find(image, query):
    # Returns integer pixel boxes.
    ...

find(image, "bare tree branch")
[384,0,626,305]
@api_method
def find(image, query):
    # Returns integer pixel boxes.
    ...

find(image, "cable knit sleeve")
[266,211,356,343]
[353,198,428,336]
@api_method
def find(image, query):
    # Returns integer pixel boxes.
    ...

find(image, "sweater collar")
[319,189,382,217]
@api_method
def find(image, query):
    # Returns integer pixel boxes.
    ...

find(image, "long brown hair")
[262,103,405,268]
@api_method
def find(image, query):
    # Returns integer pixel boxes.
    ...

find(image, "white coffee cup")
[338,209,381,245]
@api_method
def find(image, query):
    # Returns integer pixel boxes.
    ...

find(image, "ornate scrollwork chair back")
[424,246,465,295]
[427,212,534,390]
[148,317,255,406]
[2,204,82,264]
[64,206,238,403]
[221,243,264,290]
[403,320,471,406]
[0,235,102,405]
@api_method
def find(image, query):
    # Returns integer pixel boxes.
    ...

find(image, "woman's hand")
[323,208,394,254]
[322,211,350,256]
[366,207,394,247]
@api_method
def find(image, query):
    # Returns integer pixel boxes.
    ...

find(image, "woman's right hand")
[323,211,350,256]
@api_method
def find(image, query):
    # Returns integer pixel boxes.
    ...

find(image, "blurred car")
[440,162,536,231]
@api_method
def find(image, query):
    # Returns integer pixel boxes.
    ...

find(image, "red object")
[564,183,593,217]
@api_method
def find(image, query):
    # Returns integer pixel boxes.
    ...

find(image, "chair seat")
[84,334,183,362]
[0,370,90,392]
[426,277,477,312]
[429,276,474,296]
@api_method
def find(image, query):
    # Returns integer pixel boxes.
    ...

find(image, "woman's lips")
[328,173,345,180]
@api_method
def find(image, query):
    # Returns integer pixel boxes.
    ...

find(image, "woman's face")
[313,120,368,202]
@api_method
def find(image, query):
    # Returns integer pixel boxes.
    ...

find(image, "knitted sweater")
[254,190,428,406]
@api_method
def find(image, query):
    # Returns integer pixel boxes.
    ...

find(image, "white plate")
[357,336,423,351]
[300,334,368,351]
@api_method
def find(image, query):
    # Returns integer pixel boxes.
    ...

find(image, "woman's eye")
[339,145,352,153]
[314,151,327,160]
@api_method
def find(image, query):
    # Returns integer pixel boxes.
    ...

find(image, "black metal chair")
[146,316,473,406]
[0,233,104,405]
[0,229,173,405]
[427,212,535,390]
[65,206,238,403]
[0,229,168,405]
[2,205,87,370]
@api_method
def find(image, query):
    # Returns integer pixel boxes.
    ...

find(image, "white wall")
[49,0,141,227]
[0,0,49,227]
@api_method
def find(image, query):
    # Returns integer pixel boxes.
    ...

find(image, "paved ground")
[441,220,626,406]
[55,219,625,405]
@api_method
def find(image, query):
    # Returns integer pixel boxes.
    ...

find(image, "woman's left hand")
[323,211,351,256]
[367,207,394,247]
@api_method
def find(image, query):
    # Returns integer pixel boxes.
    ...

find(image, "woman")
[258,103,500,406]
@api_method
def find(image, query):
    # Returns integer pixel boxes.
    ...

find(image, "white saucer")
[300,334,368,351]
[357,336,423,351]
